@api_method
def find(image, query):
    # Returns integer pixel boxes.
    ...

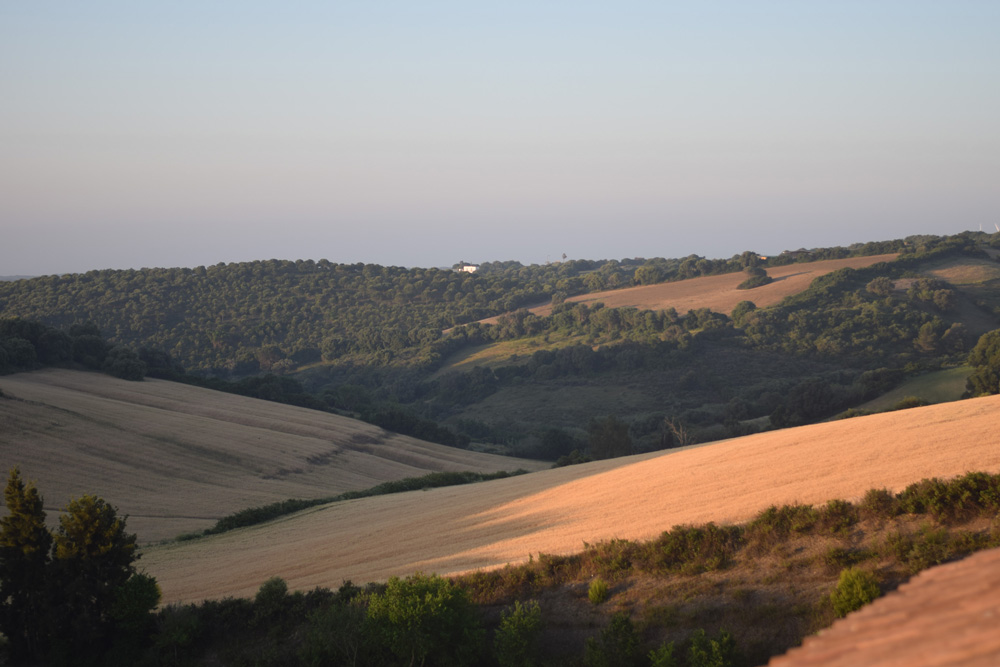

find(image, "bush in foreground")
[830,568,880,618]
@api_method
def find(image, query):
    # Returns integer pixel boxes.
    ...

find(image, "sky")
[2,1,999,276]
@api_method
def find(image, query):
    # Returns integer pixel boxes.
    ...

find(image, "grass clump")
[829,567,880,618]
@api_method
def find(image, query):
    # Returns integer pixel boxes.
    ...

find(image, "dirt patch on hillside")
[141,393,1000,604]
[0,370,546,542]
[924,257,1000,285]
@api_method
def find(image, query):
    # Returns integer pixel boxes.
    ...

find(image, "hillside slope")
[142,393,1000,604]
[0,369,546,542]
[478,254,898,324]
[770,546,1000,666]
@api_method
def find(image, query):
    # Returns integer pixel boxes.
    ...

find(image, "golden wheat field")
[480,254,898,324]
[0,369,547,543]
[140,391,1000,605]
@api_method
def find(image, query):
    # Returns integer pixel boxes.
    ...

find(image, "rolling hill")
[474,254,899,326]
[0,369,546,543]
[138,392,1000,605]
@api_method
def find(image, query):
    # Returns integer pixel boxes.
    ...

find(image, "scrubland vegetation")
[7,471,994,666]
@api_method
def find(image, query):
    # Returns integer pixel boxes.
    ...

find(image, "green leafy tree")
[49,495,142,663]
[737,266,773,290]
[588,415,633,460]
[494,600,543,667]
[730,300,757,327]
[366,573,484,666]
[688,628,737,667]
[102,345,148,381]
[966,329,1000,396]
[583,612,641,667]
[0,469,53,664]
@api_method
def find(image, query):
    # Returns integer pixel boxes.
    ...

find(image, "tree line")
[0,237,916,376]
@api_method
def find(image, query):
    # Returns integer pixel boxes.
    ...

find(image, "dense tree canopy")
[966,329,1000,396]
[0,470,157,666]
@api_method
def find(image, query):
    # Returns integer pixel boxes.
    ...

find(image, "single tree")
[49,495,143,663]
[0,469,53,663]
[588,415,633,460]
[966,329,1000,396]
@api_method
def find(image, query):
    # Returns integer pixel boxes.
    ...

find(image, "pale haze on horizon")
[2,1,998,276]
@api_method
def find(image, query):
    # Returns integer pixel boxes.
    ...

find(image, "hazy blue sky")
[2,1,998,275]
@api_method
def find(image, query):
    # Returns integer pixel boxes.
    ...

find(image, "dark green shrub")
[587,538,639,579]
[898,473,1000,523]
[647,523,744,574]
[301,600,371,667]
[252,576,288,627]
[494,600,543,667]
[459,563,539,605]
[898,478,949,518]
[830,568,880,618]
[737,267,773,290]
[583,612,642,667]
[859,487,898,520]
[882,530,915,563]
[822,546,871,573]
[905,526,954,572]
[648,642,678,667]
[149,604,204,664]
[687,628,737,667]
[882,525,969,573]
[746,505,817,551]
[818,499,859,535]
[536,552,582,587]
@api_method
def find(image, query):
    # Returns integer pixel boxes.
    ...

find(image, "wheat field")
[0,369,547,543]
[140,391,1000,605]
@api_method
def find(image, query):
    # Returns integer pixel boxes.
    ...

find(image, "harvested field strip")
[142,393,1000,604]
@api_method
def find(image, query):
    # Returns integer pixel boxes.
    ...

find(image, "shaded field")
[476,254,898,325]
[142,393,1000,605]
[0,370,546,543]
[856,366,971,413]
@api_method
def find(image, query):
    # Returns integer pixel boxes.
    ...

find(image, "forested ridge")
[2,232,1000,459]
[0,238,905,375]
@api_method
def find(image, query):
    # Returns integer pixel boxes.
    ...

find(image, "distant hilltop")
[0,275,35,282]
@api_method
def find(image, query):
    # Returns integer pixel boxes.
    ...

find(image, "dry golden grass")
[141,392,1000,605]
[0,369,547,543]
[924,257,1000,285]
[476,255,898,325]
